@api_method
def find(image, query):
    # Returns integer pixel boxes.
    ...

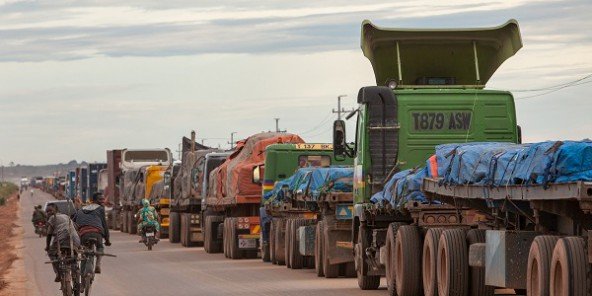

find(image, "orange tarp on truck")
[207,132,304,206]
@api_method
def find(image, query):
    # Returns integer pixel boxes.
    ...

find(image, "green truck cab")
[259,143,353,263]
[332,20,522,290]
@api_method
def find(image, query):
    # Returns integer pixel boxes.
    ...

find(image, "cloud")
[0,0,581,61]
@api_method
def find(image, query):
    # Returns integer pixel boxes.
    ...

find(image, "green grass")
[0,182,18,206]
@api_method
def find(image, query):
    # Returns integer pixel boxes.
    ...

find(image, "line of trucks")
[48,19,592,296]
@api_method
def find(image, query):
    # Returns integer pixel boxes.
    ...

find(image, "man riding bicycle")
[45,203,80,282]
[73,193,111,274]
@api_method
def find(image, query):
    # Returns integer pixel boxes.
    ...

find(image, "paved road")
[21,190,386,296]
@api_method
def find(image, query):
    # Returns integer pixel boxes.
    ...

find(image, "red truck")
[202,132,304,259]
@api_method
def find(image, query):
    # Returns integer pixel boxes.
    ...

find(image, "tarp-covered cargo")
[208,132,304,205]
[432,140,592,186]
[371,167,429,208]
[175,149,221,201]
[265,167,353,204]
[372,140,592,208]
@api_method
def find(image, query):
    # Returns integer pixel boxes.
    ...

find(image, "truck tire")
[270,219,277,264]
[527,235,559,296]
[229,218,242,259]
[394,225,422,296]
[261,220,271,262]
[323,220,340,278]
[204,215,211,252]
[550,237,588,296]
[121,210,128,233]
[356,225,380,290]
[211,216,224,253]
[386,222,407,296]
[290,219,304,269]
[422,228,444,296]
[180,213,187,246]
[223,218,229,258]
[437,229,468,296]
[315,221,324,277]
[466,229,494,296]
[274,219,286,265]
[180,213,195,247]
[129,211,137,235]
[285,219,292,268]
[168,212,180,244]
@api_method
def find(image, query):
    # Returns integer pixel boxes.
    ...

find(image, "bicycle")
[79,237,116,296]
[47,244,80,296]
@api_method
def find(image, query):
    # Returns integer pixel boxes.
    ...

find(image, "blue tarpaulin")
[434,140,592,186]
[265,167,353,204]
[370,167,429,208]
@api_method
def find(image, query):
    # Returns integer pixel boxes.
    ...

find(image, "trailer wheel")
[223,218,229,258]
[121,210,128,233]
[385,222,406,295]
[168,212,180,244]
[422,228,444,296]
[527,235,559,296]
[204,216,212,252]
[437,229,468,296]
[274,219,286,265]
[285,219,292,268]
[290,219,304,269]
[261,220,271,262]
[315,221,325,277]
[323,220,340,278]
[356,225,380,290]
[343,262,356,278]
[180,213,194,247]
[229,218,242,259]
[270,219,277,264]
[128,211,137,234]
[394,225,422,296]
[550,237,588,296]
[466,229,494,296]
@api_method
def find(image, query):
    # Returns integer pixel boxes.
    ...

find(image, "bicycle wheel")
[61,269,73,296]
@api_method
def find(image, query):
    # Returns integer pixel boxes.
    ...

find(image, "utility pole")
[332,95,355,120]
[228,132,237,149]
[274,118,286,133]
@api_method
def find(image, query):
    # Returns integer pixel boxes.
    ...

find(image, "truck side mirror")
[163,172,171,185]
[333,120,347,158]
[252,165,263,184]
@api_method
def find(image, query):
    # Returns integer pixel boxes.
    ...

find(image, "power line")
[511,73,592,92]
[515,77,592,100]
[298,112,333,135]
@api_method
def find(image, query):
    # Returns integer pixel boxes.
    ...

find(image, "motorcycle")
[141,225,158,251]
[34,221,47,237]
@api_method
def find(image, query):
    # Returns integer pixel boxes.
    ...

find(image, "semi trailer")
[105,150,122,230]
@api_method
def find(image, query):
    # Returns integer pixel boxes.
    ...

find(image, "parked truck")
[86,163,107,201]
[202,132,304,259]
[119,149,172,235]
[104,150,122,230]
[331,19,523,294]
[168,132,228,247]
[260,143,356,278]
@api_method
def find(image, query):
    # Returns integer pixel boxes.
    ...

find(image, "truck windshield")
[298,155,331,168]
[124,151,169,162]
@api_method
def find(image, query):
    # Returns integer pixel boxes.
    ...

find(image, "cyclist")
[45,203,80,282]
[73,193,111,274]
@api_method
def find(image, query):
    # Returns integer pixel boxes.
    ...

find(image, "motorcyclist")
[45,203,80,282]
[31,205,47,225]
[72,192,111,274]
[136,199,160,242]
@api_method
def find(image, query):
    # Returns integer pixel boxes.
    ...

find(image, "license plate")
[146,232,155,237]
[238,238,256,249]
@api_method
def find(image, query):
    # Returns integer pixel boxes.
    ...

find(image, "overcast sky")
[1,0,591,165]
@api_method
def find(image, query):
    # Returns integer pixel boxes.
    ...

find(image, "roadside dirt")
[0,192,26,296]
